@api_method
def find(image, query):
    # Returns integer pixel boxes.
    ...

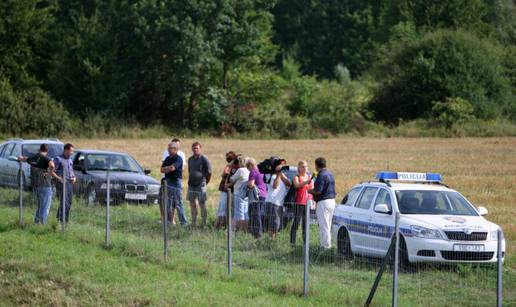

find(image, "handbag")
[247,186,259,203]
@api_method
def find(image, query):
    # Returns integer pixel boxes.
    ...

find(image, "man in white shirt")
[264,165,291,238]
[160,138,187,225]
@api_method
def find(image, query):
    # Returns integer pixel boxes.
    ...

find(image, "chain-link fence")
[0,162,513,306]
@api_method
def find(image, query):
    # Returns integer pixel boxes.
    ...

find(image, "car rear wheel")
[337,227,353,260]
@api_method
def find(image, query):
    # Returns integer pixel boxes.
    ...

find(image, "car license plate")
[453,244,485,252]
[125,193,147,200]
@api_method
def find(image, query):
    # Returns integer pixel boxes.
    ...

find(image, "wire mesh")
[0,158,513,306]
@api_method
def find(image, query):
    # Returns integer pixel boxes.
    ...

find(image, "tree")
[272,0,382,78]
[370,29,512,123]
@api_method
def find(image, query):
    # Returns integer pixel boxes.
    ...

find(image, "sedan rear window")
[22,143,63,159]
[341,187,362,206]
[396,190,478,216]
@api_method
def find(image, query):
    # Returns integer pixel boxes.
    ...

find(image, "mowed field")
[0,137,515,306]
[77,137,516,253]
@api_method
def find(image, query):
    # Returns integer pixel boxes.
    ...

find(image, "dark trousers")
[266,203,282,233]
[290,204,307,244]
[56,181,73,223]
[249,199,265,238]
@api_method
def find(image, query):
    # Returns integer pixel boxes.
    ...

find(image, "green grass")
[0,189,514,306]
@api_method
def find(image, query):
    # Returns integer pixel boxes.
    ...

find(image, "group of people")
[161,138,336,249]
[18,143,77,224]
[160,139,212,227]
[22,138,337,249]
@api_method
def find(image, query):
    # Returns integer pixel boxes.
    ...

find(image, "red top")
[295,175,313,205]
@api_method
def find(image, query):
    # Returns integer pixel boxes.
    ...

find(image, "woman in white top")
[226,156,250,231]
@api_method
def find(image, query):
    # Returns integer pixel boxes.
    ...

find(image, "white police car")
[332,172,506,264]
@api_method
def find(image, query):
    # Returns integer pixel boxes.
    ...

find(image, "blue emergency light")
[376,171,442,183]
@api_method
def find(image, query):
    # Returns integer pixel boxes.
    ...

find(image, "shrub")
[370,29,513,123]
[431,97,475,129]
[0,78,71,136]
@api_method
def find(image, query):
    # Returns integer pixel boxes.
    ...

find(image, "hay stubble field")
[77,137,516,252]
[0,137,515,306]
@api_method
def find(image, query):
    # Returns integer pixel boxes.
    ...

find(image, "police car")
[332,172,506,264]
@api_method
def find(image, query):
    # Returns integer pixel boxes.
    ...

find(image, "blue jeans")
[56,181,73,223]
[35,186,53,224]
[166,183,188,225]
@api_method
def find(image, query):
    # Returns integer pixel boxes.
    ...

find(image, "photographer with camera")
[264,160,291,239]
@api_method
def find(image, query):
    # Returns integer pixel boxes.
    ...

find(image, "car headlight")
[411,225,443,239]
[147,184,161,193]
[100,183,121,190]
[490,229,503,241]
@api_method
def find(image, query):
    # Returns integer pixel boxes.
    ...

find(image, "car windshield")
[395,190,478,216]
[85,154,142,173]
[22,143,63,159]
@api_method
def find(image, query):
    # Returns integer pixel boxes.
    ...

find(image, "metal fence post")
[227,190,233,275]
[18,161,24,226]
[105,161,111,247]
[497,229,503,307]
[392,212,400,307]
[303,200,310,297]
[163,183,168,261]
[61,164,66,234]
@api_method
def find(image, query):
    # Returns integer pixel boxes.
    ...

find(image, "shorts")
[188,185,207,202]
[266,202,282,232]
[233,193,249,221]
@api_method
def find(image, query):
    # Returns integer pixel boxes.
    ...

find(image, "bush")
[370,29,513,123]
[431,97,474,129]
[0,78,71,136]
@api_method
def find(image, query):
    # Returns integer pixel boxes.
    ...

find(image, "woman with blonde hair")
[291,160,313,244]
[246,157,267,239]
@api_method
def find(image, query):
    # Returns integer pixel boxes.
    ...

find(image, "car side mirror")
[477,206,488,216]
[374,204,391,214]
[8,156,19,162]
[144,169,151,175]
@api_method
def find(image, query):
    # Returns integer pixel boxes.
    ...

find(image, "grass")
[0,137,515,306]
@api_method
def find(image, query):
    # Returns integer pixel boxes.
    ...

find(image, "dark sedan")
[71,150,160,205]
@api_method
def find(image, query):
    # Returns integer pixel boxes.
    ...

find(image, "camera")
[258,156,289,174]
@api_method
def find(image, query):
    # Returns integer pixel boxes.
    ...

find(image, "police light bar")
[376,171,442,183]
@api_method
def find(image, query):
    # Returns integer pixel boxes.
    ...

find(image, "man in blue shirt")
[309,157,336,249]
[161,142,188,226]
[52,143,76,223]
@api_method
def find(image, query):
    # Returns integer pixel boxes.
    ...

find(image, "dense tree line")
[1,0,515,136]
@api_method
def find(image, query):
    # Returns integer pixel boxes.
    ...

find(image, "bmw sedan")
[71,150,160,205]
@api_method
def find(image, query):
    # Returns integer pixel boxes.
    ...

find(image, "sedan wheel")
[337,227,353,260]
